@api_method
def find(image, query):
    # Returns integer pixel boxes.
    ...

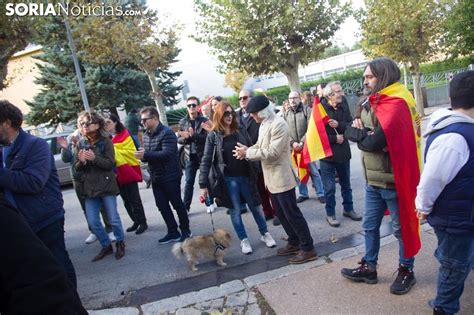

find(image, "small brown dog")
[172,229,232,271]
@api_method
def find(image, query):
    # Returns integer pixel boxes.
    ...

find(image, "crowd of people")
[0,57,472,314]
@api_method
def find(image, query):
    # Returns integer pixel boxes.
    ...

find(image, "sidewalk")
[88,225,473,314]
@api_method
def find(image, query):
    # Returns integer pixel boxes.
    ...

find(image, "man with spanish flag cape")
[342,57,421,295]
[104,114,148,235]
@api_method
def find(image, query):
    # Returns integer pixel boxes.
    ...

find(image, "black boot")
[135,223,148,235]
[341,259,378,284]
[126,222,139,232]
[115,241,126,260]
[390,265,416,295]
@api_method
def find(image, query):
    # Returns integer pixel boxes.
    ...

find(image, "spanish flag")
[302,99,333,165]
[112,129,142,185]
[371,82,422,258]
[292,150,310,183]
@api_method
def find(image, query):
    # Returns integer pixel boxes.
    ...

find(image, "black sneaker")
[428,300,446,315]
[158,232,181,244]
[179,230,193,242]
[341,259,378,284]
[390,265,416,295]
[296,196,309,203]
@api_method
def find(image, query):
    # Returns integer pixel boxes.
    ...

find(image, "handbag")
[208,135,226,199]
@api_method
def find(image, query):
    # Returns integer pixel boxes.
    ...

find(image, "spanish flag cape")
[292,98,333,183]
[371,82,422,258]
[112,129,142,185]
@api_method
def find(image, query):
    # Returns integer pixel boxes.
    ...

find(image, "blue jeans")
[85,195,124,248]
[433,229,473,314]
[225,176,268,240]
[183,154,200,211]
[298,161,325,198]
[363,185,414,269]
[319,160,353,216]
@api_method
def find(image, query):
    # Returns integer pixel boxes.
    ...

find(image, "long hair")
[366,57,401,94]
[104,113,125,133]
[77,111,106,132]
[257,102,275,120]
[212,100,239,134]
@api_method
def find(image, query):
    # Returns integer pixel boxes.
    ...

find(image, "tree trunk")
[411,68,425,117]
[146,70,168,126]
[282,66,301,93]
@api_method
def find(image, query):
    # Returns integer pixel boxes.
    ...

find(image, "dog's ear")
[225,232,231,239]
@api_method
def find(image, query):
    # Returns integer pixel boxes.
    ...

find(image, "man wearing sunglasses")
[135,107,191,244]
[178,96,210,212]
[237,90,279,225]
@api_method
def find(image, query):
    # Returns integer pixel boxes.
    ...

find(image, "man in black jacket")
[0,192,87,315]
[237,90,279,224]
[320,82,361,227]
[135,107,191,243]
[178,96,210,212]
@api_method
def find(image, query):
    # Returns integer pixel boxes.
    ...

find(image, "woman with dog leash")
[199,101,277,255]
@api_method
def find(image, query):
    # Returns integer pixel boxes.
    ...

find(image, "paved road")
[65,107,441,309]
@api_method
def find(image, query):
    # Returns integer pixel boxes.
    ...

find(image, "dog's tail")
[171,243,183,259]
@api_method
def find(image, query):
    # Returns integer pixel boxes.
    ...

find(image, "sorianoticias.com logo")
[4,1,142,17]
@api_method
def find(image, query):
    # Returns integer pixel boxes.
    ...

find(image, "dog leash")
[209,209,216,232]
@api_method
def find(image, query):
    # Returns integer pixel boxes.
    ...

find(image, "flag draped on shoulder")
[302,98,333,165]
[370,82,422,258]
[112,129,142,185]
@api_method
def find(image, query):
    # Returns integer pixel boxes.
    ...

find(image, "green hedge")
[420,56,473,74]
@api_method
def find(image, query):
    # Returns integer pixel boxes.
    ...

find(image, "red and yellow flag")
[112,129,142,185]
[371,82,422,258]
[302,99,333,165]
[292,150,310,183]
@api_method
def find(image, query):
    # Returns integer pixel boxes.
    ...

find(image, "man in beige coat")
[234,95,317,264]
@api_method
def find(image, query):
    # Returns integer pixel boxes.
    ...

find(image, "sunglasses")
[223,111,235,118]
[187,103,198,108]
[79,121,95,127]
[239,96,249,101]
[140,117,154,123]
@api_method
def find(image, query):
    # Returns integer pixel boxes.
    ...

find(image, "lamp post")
[61,0,90,112]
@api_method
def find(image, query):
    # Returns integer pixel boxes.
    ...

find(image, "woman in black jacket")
[199,101,276,255]
[74,111,126,262]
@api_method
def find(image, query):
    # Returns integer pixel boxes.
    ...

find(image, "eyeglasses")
[330,90,343,96]
[223,111,235,118]
[140,117,154,123]
[187,103,198,108]
[239,96,249,101]
[79,121,95,127]
[289,96,300,100]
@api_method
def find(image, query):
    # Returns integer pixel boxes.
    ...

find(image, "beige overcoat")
[246,115,298,194]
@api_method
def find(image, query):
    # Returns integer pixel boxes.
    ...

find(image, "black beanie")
[246,95,269,113]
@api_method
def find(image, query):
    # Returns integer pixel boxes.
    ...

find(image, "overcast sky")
[147,0,363,102]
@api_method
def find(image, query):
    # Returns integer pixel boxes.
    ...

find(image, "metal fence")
[340,68,469,110]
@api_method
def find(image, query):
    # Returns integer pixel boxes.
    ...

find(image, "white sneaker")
[108,232,116,242]
[240,238,253,255]
[261,232,276,248]
[85,233,97,244]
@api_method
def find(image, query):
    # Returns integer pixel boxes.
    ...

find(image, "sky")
[147,0,363,103]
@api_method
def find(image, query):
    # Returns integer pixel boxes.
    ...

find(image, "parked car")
[41,133,73,186]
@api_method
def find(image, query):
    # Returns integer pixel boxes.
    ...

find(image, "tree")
[440,0,474,58]
[155,69,183,108]
[224,69,248,93]
[74,3,181,125]
[0,0,32,90]
[194,0,350,92]
[358,0,445,117]
[26,16,156,126]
